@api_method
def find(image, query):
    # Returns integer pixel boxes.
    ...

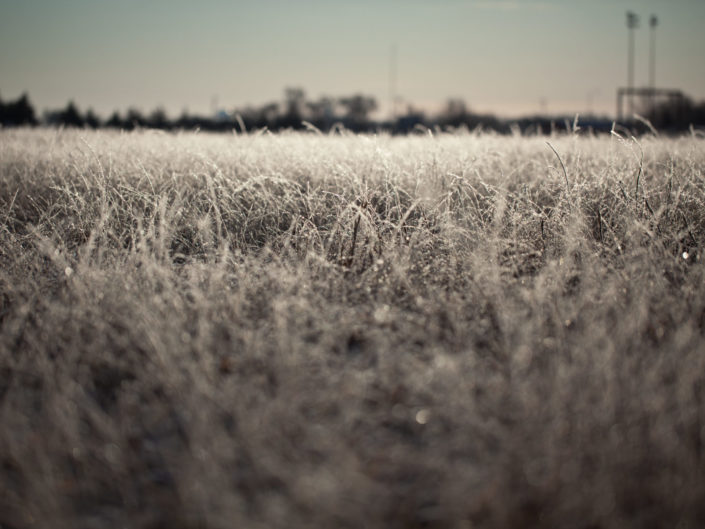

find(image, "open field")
[1,128,704,529]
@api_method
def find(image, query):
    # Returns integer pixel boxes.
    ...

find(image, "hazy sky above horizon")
[1,0,704,119]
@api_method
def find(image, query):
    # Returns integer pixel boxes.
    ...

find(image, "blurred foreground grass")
[1,128,704,529]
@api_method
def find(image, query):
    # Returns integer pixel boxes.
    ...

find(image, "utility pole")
[539,97,548,116]
[389,44,398,122]
[586,89,599,116]
[626,11,639,118]
[649,15,658,115]
[211,95,219,117]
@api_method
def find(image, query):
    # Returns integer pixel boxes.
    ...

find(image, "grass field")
[1,127,704,529]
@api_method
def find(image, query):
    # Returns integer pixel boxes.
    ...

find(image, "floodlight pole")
[649,15,658,114]
[390,44,398,122]
[626,11,639,118]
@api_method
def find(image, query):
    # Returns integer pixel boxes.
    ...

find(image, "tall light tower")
[626,11,639,117]
[649,15,658,114]
[389,44,398,122]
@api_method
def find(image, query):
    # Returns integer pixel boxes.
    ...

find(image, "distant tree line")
[2,89,704,134]
[0,93,37,126]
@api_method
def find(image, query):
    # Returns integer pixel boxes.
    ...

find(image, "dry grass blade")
[546,141,570,192]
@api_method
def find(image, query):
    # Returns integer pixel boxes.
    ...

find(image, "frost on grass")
[1,129,704,529]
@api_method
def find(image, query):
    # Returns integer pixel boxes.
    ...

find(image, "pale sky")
[1,0,704,119]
